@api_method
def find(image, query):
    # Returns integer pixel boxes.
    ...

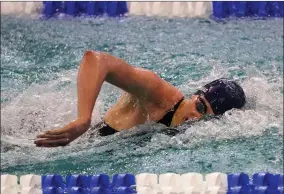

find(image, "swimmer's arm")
[35,50,168,147]
[77,50,165,121]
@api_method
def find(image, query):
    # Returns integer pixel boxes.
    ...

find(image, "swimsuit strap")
[98,122,118,136]
[157,97,185,127]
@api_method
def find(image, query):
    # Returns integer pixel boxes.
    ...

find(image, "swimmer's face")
[185,95,215,121]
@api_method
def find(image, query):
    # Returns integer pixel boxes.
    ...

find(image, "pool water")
[1,16,283,176]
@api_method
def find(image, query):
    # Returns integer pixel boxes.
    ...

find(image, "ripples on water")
[1,16,283,176]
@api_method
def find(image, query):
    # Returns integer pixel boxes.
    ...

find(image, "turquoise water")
[1,16,283,177]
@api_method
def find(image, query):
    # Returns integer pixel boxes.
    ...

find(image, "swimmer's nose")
[187,109,203,120]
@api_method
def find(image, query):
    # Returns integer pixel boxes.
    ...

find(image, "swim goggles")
[196,96,207,115]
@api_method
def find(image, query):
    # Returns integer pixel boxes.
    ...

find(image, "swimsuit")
[98,97,185,136]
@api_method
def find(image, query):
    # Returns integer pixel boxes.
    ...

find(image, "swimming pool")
[1,15,283,177]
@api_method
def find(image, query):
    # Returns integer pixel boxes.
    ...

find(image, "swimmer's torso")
[104,90,183,131]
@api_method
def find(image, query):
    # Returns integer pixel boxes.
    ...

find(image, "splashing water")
[1,16,283,176]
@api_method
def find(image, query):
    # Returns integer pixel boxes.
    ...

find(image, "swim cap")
[194,78,246,115]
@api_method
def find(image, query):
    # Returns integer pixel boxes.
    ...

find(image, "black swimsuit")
[98,122,119,136]
[98,97,185,136]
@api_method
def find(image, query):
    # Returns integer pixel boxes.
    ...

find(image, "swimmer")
[34,51,246,147]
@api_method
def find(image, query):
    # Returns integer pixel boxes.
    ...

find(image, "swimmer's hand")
[34,118,90,147]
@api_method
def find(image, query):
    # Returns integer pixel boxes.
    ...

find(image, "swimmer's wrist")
[73,117,91,131]
[80,117,91,126]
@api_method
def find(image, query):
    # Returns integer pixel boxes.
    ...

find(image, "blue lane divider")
[43,1,128,17]
[279,174,284,187]
[252,172,284,194]
[252,172,272,187]
[112,174,136,188]
[89,174,110,189]
[40,174,136,193]
[43,187,64,194]
[228,172,250,188]
[86,2,106,16]
[212,1,283,18]
[66,175,90,190]
[26,172,284,194]
[116,187,136,194]
[227,173,252,194]
[279,187,284,194]
[67,187,89,194]
[42,174,65,190]
[254,187,281,194]
[90,187,111,194]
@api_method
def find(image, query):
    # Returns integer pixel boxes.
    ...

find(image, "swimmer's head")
[171,78,246,126]
[194,78,246,115]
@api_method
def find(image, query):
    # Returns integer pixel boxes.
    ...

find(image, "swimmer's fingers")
[43,127,70,135]
[34,138,70,147]
[40,120,82,136]
[36,132,66,139]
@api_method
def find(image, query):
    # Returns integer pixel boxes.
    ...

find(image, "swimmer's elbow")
[81,50,135,80]
[82,50,104,61]
[81,50,111,70]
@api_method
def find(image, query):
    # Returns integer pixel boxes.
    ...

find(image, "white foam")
[1,70,108,167]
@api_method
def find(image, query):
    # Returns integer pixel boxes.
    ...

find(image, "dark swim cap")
[194,78,246,115]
